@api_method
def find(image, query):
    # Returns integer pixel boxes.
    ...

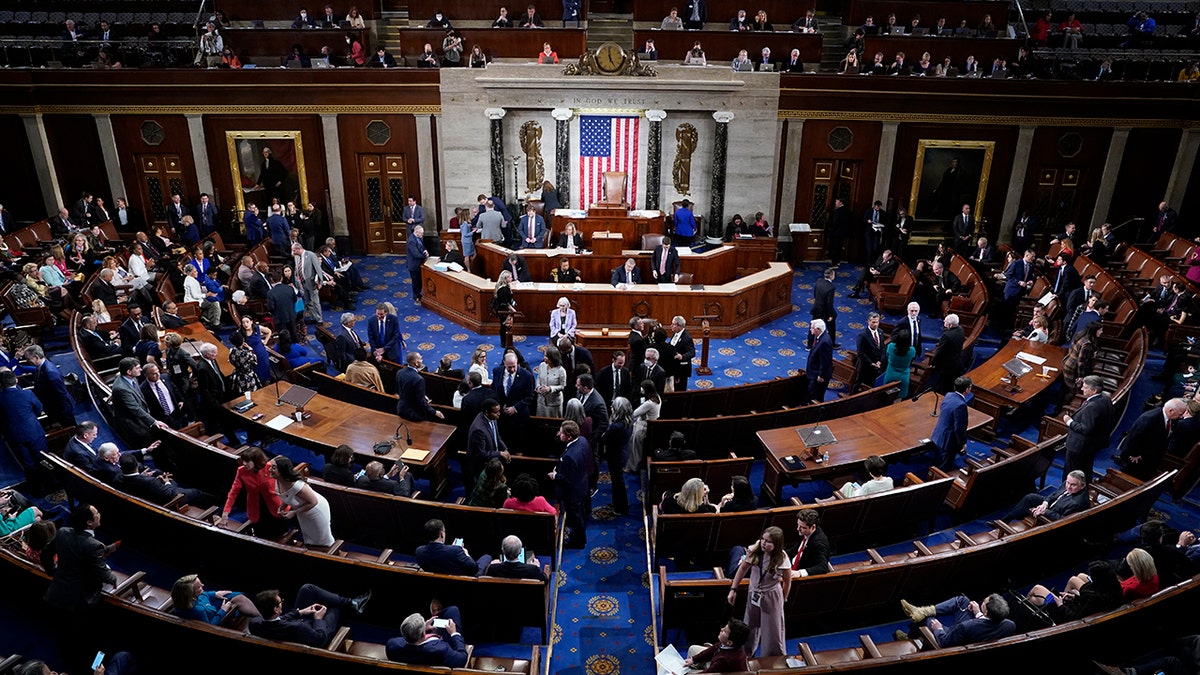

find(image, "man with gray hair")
[1117,397,1188,481]
[292,242,326,323]
[640,346,667,399]
[1062,374,1115,483]
[385,604,468,666]
[806,318,833,404]
[1002,470,1090,522]
[110,357,168,447]
[24,344,76,428]
[484,534,547,581]
[331,311,363,372]
[668,315,696,391]
[930,313,964,394]
[194,343,229,438]
[896,592,1015,647]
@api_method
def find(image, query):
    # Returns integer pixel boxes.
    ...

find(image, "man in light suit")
[110,358,169,447]
[396,352,445,422]
[611,258,643,288]
[806,318,833,404]
[41,503,117,613]
[25,345,76,427]
[596,351,633,404]
[516,205,547,249]
[332,312,363,372]
[1002,470,1090,522]
[492,352,534,435]
[368,305,404,363]
[951,203,974,254]
[402,195,425,230]
[195,193,218,237]
[668,315,696,391]
[292,242,325,323]
[931,376,972,472]
[651,235,681,283]
[465,398,509,496]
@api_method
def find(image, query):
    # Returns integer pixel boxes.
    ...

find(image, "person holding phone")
[415,518,491,576]
[484,535,546,581]
[385,605,469,667]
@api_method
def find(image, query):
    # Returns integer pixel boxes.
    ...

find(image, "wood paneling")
[109,115,199,229]
[396,27,586,59]
[863,36,1021,68]
[222,28,369,66]
[215,0,376,21]
[42,114,107,210]
[1018,126,1112,238]
[844,0,1011,28]
[0,115,45,224]
[336,114,422,255]
[792,120,883,253]
[632,0,804,26]
[632,29,822,64]
[407,0,587,23]
[1108,128,1182,226]
[1180,141,1200,230]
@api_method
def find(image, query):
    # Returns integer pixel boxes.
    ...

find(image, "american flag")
[578,115,640,209]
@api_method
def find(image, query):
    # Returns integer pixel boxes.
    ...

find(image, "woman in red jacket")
[219,447,285,537]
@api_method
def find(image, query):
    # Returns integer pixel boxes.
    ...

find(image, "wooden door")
[134,154,185,226]
[359,153,407,254]
[1029,166,1084,242]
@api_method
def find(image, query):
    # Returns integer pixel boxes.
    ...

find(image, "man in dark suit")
[557,338,593,401]
[71,192,94,226]
[331,312,363,372]
[668,316,696,391]
[368,305,404,364]
[853,312,885,392]
[465,398,509,496]
[244,204,265,245]
[790,509,831,577]
[810,267,837,349]
[897,592,1015,647]
[967,236,995,269]
[1154,201,1179,237]
[781,48,805,72]
[195,193,218,237]
[862,200,887,265]
[459,373,497,431]
[119,305,148,357]
[1049,251,1081,298]
[92,269,121,307]
[483,535,548,581]
[25,345,76,427]
[0,203,12,235]
[140,363,189,429]
[49,206,78,239]
[1117,398,1188,481]
[79,314,122,359]
[806,318,833,404]
[41,503,117,612]
[951,203,974,253]
[246,263,272,301]
[115,453,212,507]
[194,345,229,440]
[610,258,643,288]
[826,198,850,267]
[595,351,633,405]
[930,260,960,316]
[651,236,681,283]
[627,317,647,372]
[266,271,298,334]
[249,583,369,647]
[416,518,490,576]
[637,349,669,400]
[576,374,610,445]
[504,252,531,283]
[930,314,965,394]
[0,370,47,479]
[63,422,106,475]
[267,204,291,253]
[931,376,972,471]
[111,358,169,447]
[1012,211,1037,253]
[386,606,469,667]
[682,0,706,28]
[850,249,899,298]
[355,460,414,496]
[516,205,547,249]
[551,420,590,548]
[158,301,188,329]
[1002,470,1090,522]
[166,193,188,236]
[1003,249,1037,305]
[406,225,429,304]
[492,352,534,433]
[1063,275,1097,335]
[396,352,445,422]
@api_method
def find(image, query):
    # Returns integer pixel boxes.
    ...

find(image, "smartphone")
[91,651,105,670]
[432,618,449,629]
[355,469,366,481]
[251,413,265,421]
[452,537,464,547]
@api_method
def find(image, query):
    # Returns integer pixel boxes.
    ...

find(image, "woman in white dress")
[624,380,662,472]
[270,456,334,547]
[535,346,567,417]
[468,348,492,386]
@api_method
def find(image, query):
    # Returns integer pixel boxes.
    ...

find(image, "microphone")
[394,423,412,445]
[911,386,941,417]
[275,378,283,406]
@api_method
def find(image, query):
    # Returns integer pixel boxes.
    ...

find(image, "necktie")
[490,419,498,448]
[528,218,535,240]
[379,319,385,339]
[614,369,620,393]
[154,381,171,414]
[351,328,361,345]
[659,250,667,275]
[505,372,512,395]
[791,536,809,570]
[873,330,879,348]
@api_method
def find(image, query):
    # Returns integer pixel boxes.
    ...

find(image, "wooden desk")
[549,208,664,251]
[225,382,456,498]
[756,399,992,504]
[395,27,587,60]
[422,260,794,339]
[574,328,632,370]
[475,240,741,286]
[967,338,1065,436]
[730,236,778,274]
[632,30,823,65]
[169,322,233,376]
[223,28,368,67]
[863,36,1022,69]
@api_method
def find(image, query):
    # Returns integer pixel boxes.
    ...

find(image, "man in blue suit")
[651,236,681,283]
[402,196,425,230]
[1001,249,1036,333]
[406,225,429,304]
[267,204,291,253]
[931,376,972,472]
[896,592,1015,647]
[516,205,547,249]
[491,352,534,435]
[368,305,404,364]
[415,518,490,576]
[0,369,47,479]
[610,258,643,288]
[806,318,833,404]
[386,606,469,667]
[396,352,445,422]
[25,345,76,427]
[195,193,218,237]
[552,419,590,548]
[243,204,265,245]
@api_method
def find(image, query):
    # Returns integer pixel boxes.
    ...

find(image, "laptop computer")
[888,25,905,35]
[911,26,927,35]
[313,58,333,68]
[285,60,303,68]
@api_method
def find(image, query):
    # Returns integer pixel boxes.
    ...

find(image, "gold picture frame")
[909,140,995,221]
[225,130,309,217]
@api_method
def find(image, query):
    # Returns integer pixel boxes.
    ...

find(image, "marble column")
[551,108,572,208]
[185,114,214,197]
[22,114,61,214]
[776,120,804,241]
[485,108,507,200]
[415,114,437,230]
[93,115,126,204]
[709,112,734,239]
[1165,128,1200,208]
[872,122,899,207]
[644,109,666,211]
[320,114,349,237]
[998,125,1037,244]
[1092,128,1130,226]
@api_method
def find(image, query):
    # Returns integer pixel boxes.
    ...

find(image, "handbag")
[294,296,305,313]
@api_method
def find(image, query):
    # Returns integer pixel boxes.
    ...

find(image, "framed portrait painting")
[226,130,309,216]
[909,140,995,221]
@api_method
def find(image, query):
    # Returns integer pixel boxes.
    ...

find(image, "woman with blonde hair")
[270,456,334,547]
[535,346,567,417]
[91,298,111,323]
[469,347,492,385]
[1120,548,1159,601]
[661,477,716,514]
[172,574,260,624]
[726,526,792,657]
